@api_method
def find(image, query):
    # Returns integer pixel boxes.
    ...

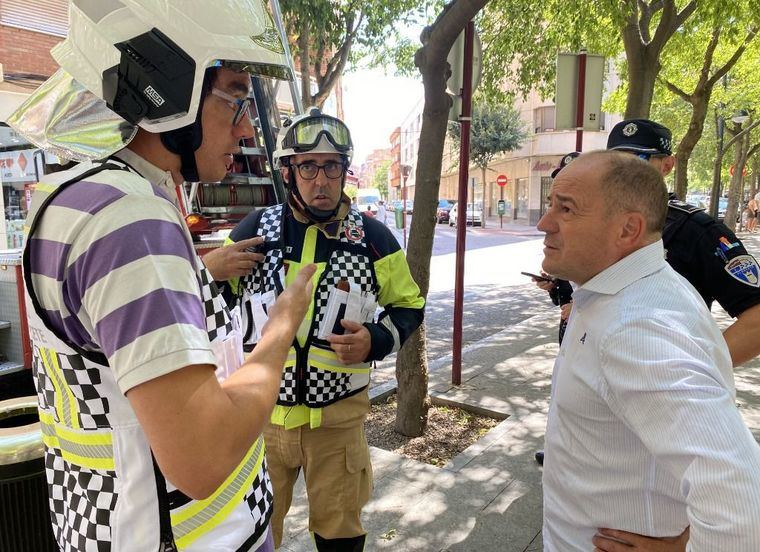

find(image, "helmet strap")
[285,168,346,223]
[159,118,203,182]
[158,68,216,182]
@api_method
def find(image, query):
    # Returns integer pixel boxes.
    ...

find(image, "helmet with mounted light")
[9,0,292,182]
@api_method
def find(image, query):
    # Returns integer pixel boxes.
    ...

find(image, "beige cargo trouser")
[263,421,373,548]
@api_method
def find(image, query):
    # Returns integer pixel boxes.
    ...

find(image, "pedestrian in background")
[377,200,388,225]
[540,150,760,551]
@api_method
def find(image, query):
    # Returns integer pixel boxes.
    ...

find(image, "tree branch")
[650,0,695,53]
[695,27,722,90]
[707,27,759,87]
[423,0,489,66]
[297,21,311,108]
[661,78,691,103]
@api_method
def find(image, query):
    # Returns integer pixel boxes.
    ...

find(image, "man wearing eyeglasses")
[209,107,425,552]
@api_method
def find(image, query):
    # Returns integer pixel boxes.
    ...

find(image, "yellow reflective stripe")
[40,347,80,429]
[309,348,370,374]
[374,249,425,310]
[171,437,266,547]
[269,405,323,429]
[35,183,57,193]
[38,411,114,470]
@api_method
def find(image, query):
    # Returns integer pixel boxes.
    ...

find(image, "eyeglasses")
[291,161,346,180]
[282,115,352,153]
[210,88,251,126]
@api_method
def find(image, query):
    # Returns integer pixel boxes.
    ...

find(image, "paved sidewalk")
[280,231,760,552]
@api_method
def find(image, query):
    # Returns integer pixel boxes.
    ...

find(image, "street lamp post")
[400,164,412,249]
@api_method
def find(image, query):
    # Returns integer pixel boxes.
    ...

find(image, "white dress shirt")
[543,240,760,551]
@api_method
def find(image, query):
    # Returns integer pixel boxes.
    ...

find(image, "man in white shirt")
[538,150,760,551]
[377,200,388,225]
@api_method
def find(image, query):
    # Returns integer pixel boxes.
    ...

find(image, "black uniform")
[664,194,760,317]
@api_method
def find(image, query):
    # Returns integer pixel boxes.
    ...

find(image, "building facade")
[439,89,620,226]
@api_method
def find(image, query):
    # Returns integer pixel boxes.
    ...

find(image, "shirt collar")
[113,148,177,205]
[577,240,667,296]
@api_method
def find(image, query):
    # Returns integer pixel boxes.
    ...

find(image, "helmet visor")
[212,60,293,81]
[283,116,352,153]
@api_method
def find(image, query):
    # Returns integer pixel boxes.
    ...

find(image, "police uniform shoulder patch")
[622,122,638,136]
[725,254,760,287]
[668,199,703,214]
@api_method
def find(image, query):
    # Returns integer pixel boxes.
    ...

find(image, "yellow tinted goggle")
[282,116,352,153]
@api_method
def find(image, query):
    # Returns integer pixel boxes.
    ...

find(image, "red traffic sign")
[496,174,508,187]
[729,164,748,177]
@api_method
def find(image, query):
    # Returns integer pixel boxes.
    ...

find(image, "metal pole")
[269,0,303,115]
[575,49,587,152]
[402,176,408,249]
[452,21,475,386]
[500,186,504,229]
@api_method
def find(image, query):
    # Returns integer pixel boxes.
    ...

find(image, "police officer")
[608,119,760,367]
[208,108,425,551]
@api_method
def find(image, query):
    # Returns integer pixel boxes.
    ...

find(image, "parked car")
[436,199,456,224]
[449,202,482,227]
[404,200,414,214]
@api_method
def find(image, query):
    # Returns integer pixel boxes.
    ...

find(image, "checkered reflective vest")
[239,204,377,407]
[23,162,273,551]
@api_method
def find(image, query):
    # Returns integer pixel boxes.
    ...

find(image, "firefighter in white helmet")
[205,107,425,551]
[11,1,314,550]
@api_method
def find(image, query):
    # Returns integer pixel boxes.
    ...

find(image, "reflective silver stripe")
[171,437,266,541]
[380,316,401,352]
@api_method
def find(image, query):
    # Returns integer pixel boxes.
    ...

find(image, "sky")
[341,70,424,166]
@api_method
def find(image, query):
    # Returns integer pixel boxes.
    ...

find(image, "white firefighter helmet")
[52,0,292,133]
[273,107,354,169]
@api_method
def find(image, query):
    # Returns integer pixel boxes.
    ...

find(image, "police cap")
[607,119,673,156]
[551,151,581,179]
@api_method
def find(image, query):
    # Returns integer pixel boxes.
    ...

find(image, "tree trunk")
[394,0,489,437]
[624,53,660,119]
[725,123,750,231]
[673,95,709,200]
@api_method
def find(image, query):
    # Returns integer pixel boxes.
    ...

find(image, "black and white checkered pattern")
[278,366,298,404]
[247,207,376,407]
[62,354,111,428]
[306,368,350,404]
[33,349,57,414]
[199,264,234,343]
[46,449,117,552]
[244,205,283,297]
[33,348,111,428]
[244,461,274,536]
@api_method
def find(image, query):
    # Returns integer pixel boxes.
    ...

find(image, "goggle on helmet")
[274,108,353,168]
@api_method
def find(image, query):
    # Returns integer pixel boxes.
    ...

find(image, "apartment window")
[534,106,556,133]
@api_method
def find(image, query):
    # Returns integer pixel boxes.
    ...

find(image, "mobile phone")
[521,271,553,282]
